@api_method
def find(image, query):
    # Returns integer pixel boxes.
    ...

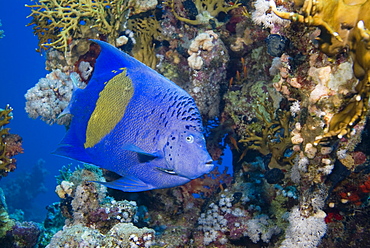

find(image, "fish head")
[163,129,214,179]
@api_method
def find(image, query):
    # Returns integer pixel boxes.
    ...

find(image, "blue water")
[0,1,69,221]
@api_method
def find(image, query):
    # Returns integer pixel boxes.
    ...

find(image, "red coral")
[325,211,343,223]
[0,106,23,177]
[359,177,370,193]
[3,133,24,157]
[180,166,232,198]
[339,176,370,206]
[352,151,367,165]
[74,42,101,83]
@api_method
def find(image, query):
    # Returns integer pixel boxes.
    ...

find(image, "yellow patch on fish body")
[84,69,134,148]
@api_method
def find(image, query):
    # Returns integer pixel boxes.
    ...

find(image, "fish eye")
[186,135,194,143]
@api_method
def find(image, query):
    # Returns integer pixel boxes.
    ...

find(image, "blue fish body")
[54,40,214,192]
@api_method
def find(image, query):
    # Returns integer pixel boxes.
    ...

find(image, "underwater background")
[0,0,65,222]
[1,0,370,247]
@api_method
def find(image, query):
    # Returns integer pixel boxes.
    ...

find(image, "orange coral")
[0,105,23,177]
[180,166,232,198]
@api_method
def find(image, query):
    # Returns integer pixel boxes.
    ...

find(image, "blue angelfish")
[54,40,214,192]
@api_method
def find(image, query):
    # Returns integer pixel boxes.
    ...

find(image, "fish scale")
[54,40,213,192]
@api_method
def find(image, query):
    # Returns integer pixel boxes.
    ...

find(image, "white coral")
[25,69,86,125]
[290,101,301,117]
[280,207,327,248]
[187,30,218,70]
[252,0,289,29]
[308,66,331,103]
[244,215,281,243]
[188,53,204,70]
[55,180,74,199]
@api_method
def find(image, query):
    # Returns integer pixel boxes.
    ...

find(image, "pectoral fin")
[122,144,160,163]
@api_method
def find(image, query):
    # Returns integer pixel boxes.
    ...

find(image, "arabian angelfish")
[54,40,214,192]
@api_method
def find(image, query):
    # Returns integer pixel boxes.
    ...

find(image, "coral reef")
[251,0,289,30]
[280,206,327,248]
[196,193,281,245]
[270,0,370,143]
[0,188,15,239]
[23,0,370,247]
[49,165,156,247]
[127,15,165,68]
[0,189,46,248]
[0,105,23,178]
[187,30,229,119]
[47,222,155,247]
[8,221,43,248]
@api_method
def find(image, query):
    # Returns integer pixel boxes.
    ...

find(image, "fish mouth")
[205,160,214,167]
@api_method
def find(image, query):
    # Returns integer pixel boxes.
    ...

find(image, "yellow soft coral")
[26,0,130,53]
[238,103,294,169]
[0,104,12,127]
[127,15,164,68]
[165,0,241,26]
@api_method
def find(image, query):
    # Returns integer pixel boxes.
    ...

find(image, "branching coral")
[224,74,294,169]
[26,0,131,53]
[239,104,295,169]
[165,0,241,26]
[0,105,23,177]
[127,15,164,68]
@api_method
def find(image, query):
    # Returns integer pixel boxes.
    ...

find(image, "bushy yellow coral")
[0,104,12,127]
[26,0,131,52]
[239,106,294,169]
[165,0,241,26]
[127,15,164,68]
